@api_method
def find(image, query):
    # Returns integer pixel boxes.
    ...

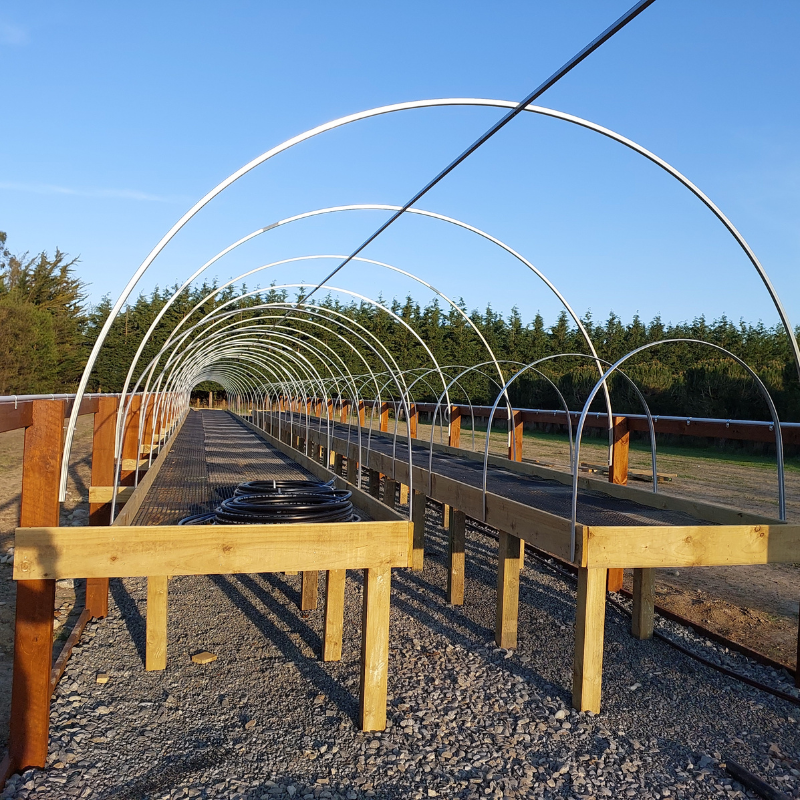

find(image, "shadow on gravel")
[211,574,358,723]
[110,578,147,667]
[98,740,236,800]
[389,569,571,706]
[251,571,302,612]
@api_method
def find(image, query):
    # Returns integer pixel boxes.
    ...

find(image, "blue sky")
[1,1,799,331]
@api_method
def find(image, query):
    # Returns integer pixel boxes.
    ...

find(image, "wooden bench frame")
[254,410,800,713]
[15,410,412,745]
[15,518,411,732]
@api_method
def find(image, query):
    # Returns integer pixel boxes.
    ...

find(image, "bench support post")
[359,566,391,731]
[632,567,655,640]
[447,509,466,605]
[607,416,629,593]
[411,491,426,571]
[301,571,319,611]
[87,395,119,618]
[495,530,521,649]
[145,576,168,671]
[573,566,608,713]
[9,400,64,774]
[323,569,346,661]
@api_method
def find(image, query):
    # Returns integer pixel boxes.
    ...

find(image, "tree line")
[1,231,798,421]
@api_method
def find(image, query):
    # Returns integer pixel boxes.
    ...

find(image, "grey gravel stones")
[1,500,797,799]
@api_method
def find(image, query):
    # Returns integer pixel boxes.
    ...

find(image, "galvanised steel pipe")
[124,252,493,456]
[115,203,590,453]
[135,302,412,470]
[64,99,797,499]
[127,280,429,451]
[156,325,373,461]
[571,340,787,560]
[481,354,658,524]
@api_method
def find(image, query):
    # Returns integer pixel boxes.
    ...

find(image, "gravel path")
[2,499,799,799]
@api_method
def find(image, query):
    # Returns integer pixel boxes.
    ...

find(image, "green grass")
[462,420,800,473]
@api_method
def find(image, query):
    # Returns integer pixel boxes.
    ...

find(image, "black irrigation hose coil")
[234,479,336,496]
[179,478,357,524]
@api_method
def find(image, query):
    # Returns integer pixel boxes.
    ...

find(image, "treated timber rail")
[250,408,800,712]
[288,397,800,447]
[408,402,800,446]
[7,406,412,786]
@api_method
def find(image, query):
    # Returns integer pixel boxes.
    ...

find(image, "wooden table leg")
[632,568,655,640]
[301,571,319,611]
[573,567,608,713]
[384,478,397,510]
[447,509,466,605]
[796,610,800,688]
[87,395,118,618]
[368,470,380,498]
[9,579,56,771]
[411,491,426,571]
[607,416,629,593]
[359,566,391,731]
[146,576,168,671]
[9,399,64,772]
[323,570,346,661]
[496,531,521,649]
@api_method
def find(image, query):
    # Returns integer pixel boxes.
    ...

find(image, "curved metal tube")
[570,340,787,560]
[64,98,800,498]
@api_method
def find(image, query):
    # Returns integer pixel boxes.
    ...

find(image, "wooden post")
[379,402,390,433]
[447,509,466,605]
[573,567,608,713]
[399,483,409,506]
[607,416,629,593]
[340,400,350,426]
[142,394,155,452]
[631,568,655,640]
[359,566,391,731]
[357,400,366,428]
[411,491,426,571]
[368,469,381,498]
[495,530,521,649]
[9,399,63,772]
[334,452,344,476]
[323,569,346,661]
[208,391,213,409]
[87,395,119,618]
[448,405,461,448]
[508,409,524,462]
[120,394,141,486]
[301,571,319,611]
[384,478,397,510]
[409,403,418,439]
[796,617,800,688]
[442,502,450,529]
[146,576,168,671]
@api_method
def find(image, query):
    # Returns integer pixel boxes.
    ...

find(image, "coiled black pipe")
[234,479,335,497]
[179,479,356,524]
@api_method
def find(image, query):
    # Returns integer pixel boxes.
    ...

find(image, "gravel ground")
[2,501,799,799]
